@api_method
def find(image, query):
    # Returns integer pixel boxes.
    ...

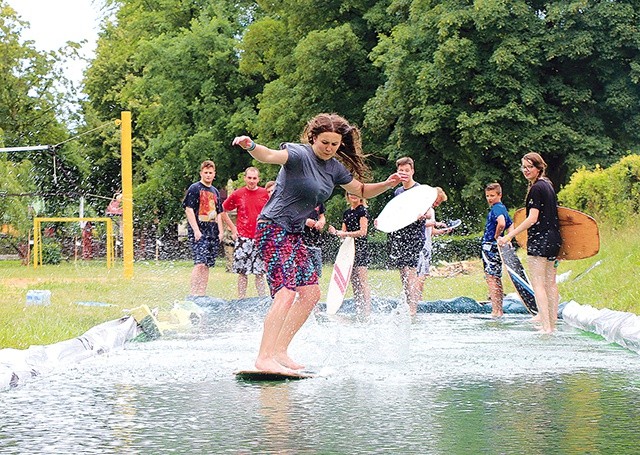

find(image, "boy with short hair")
[386,157,425,316]
[482,183,513,317]
[183,160,224,297]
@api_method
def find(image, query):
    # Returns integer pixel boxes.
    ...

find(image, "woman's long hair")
[301,113,371,181]
[523,151,554,196]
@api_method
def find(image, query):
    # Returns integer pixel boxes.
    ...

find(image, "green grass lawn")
[1,220,637,349]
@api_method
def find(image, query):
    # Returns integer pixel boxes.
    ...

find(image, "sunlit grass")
[1,220,637,349]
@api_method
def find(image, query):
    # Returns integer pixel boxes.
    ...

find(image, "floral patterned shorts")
[256,221,318,298]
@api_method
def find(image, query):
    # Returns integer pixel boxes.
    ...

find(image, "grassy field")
[1,220,638,349]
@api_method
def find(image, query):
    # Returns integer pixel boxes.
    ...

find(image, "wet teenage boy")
[386,157,426,316]
[183,160,224,298]
[482,183,513,317]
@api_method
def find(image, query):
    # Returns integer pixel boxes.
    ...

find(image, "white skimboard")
[326,237,355,315]
[446,219,462,229]
[375,185,438,233]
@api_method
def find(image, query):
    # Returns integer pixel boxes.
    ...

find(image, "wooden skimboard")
[375,185,438,233]
[498,244,537,315]
[326,237,355,315]
[513,207,599,260]
[234,369,316,381]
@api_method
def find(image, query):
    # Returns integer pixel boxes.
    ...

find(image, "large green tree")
[365,0,640,216]
[85,0,257,233]
[0,2,84,231]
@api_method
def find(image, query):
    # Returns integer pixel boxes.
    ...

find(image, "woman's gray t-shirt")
[259,143,353,233]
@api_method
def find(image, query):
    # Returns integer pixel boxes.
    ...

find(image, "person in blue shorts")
[182,160,224,298]
[232,113,406,374]
[482,183,513,318]
[329,192,371,316]
[499,152,561,333]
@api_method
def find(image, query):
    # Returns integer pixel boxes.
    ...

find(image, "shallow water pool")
[2,305,640,454]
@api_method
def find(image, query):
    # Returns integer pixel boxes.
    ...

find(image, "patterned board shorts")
[232,236,265,275]
[256,221,318,298]
[482,241,502,277]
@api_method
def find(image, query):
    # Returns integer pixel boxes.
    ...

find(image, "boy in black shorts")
[183,160,224,297]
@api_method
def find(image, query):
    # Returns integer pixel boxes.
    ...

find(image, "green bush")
[41,240,62,265]
[558,154,640,226]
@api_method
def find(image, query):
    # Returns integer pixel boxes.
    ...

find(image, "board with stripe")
[325,237,355,315]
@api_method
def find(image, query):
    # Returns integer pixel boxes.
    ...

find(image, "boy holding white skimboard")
[383,157,431,316]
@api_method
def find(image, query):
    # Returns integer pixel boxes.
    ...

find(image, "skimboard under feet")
[234,369,317,381]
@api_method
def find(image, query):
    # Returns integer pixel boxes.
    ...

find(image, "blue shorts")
[481,242,502,277]
[189,236,219,267]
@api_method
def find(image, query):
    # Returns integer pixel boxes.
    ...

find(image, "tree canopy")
[6,0,640,235]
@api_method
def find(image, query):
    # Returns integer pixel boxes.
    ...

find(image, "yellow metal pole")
[120,111,134,279]
[106,218,113,269]
[33,219,39,268]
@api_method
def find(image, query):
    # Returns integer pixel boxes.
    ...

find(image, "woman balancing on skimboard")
[498,152,561,334]
[232,113,406,375]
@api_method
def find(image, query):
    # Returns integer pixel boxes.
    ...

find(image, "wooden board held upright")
[513,207,599,261]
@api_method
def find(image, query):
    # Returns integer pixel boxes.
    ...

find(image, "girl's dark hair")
[301,113,371,181]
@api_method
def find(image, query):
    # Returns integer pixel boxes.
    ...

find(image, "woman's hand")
[385,172,406,188]
[232,136,253,150]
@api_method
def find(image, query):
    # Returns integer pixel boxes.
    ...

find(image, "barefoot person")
[329,192,372,316]
[482,183,513,318]
[183,160,224,298]
[232,113,405,374]
[498,153,561,333]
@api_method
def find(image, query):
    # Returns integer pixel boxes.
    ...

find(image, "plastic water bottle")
[26,290,51,306]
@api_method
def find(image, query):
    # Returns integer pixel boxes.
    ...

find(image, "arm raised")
[232,136,288,165]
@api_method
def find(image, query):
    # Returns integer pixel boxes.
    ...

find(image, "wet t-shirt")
[260,143,353,233]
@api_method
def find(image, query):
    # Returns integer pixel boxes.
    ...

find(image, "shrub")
[558,154,640,226]
[41,240,62,265]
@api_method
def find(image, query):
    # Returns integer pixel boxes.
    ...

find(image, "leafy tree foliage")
[82,0,640,235]
[0,2,86,230]
[366,0,640,218]
[85,0,257,233]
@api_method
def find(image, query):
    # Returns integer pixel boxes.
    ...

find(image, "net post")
[120,111,134,279]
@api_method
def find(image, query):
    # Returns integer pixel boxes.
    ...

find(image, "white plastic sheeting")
[0,316,139,391]
[561,300,640,354]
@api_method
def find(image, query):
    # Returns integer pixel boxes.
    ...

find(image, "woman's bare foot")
[255,357,296,374]
[491,312,504,318]
[275,353,304,371]
[530,314,541,322]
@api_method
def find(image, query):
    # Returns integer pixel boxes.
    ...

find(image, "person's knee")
[298,285,321,303]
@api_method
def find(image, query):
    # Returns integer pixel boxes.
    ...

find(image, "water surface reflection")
[2,308,640,454]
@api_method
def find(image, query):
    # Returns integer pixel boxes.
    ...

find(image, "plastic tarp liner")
[561,300,640,354]
[190,294,532,315]
[0,316,139,392]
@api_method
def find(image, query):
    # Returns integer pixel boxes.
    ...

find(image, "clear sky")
[6,0,102,87]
